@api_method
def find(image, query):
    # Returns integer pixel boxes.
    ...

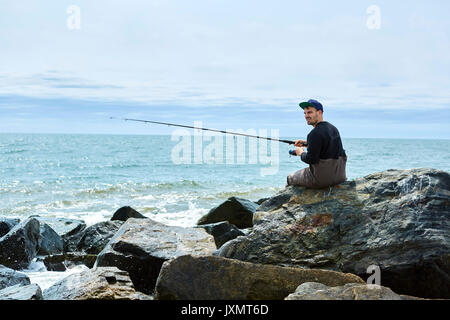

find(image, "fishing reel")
[289,142,307,156]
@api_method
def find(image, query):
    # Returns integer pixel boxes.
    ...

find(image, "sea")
[1,133,449,291]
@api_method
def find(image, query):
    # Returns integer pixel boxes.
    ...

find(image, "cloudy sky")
[1,0,449,138]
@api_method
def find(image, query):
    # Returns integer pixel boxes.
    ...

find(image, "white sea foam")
[21,259,89,291]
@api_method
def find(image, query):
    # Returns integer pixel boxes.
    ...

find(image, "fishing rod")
[113,117,307,146]
[112,117,307,156]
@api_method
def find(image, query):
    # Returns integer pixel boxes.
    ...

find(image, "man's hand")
[294,139,307,147]
[295,147,305,156]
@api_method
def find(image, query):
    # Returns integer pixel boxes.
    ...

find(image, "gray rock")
[0,218,20,238]
[285,282,411,300]
[43,267,152,300]
[154,255,364,300]
[31,216,86,238]
[75,220,124,254]
[0,264,31,290]
[195,221,245,248]
[38,223,64,255]
[95,218,216,294]
[111,206,147,222]
[197,197,258,229]
[43,252,98,271]
[217,168,450,299]
[31,216,87,252]
[0,284,42,300]
[0,217,41,269]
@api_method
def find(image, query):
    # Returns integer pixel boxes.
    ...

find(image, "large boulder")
[95,218,216,294]
[197,197,258,228]
[154,255,364,300]
[111,206,147,222]
[284,282,422,300]
[0,284,43,300]
[0,218,20,238]
[0,217,41,269]
[43,267,152,300]
[76,220,124,254]
[217,168,450,299]
[0,265,31,290]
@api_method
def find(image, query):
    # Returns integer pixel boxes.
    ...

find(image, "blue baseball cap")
[299,99,324,112]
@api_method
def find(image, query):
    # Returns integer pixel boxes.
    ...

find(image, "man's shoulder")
[318,121,340,132]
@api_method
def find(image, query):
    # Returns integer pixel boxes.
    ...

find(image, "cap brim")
[299,102,315,109]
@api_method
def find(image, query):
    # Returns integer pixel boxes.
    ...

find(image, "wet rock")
[0,217,40,269]
[195,221,245,248]
[76,220,124,254]
[197,197,258,229]
[0,284,42,300]
[0,218,20,238]
[217,168,450,299]
[43,252,98,271]
[38,223,64,256]
[31,216,86,238]
[111,206,147,222]
[95,218,215,294]
[154,255,364,300]
[0,264,31,290]
[43,267,152,300]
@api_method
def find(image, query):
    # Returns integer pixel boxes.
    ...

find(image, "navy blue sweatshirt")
[300,121,346,165]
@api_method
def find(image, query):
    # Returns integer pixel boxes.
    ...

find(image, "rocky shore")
[0,168,448,300]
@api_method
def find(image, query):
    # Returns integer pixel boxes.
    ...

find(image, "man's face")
[304,107,321,126]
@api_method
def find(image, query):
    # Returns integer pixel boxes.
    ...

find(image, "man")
[287,99,347,189]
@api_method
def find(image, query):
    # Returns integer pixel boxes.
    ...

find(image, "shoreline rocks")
[284,282,420,300]
[155,255,364,300]
[216,168,450,299]
[95,217,216,294]
[0,283,43,300]
[197,197,258,229]
[0,168,448,300]
[0,217,41,269]
[43,267,152,300]
[0,265,31,290]
[195,221,245,248]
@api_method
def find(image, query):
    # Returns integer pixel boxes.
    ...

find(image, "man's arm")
[300,132,322,164]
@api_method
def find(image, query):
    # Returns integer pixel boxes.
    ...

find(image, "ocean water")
[1,133,449,290]
[1,133,449,228]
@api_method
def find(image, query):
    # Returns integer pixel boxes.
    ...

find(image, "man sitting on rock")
[287,99,347,189]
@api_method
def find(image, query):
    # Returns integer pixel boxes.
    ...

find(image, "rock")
[0,217,41,269]
[0,284,43,300]
[285,282,420,300]
[76,220,124,254]
[43,267,152,300]
[30,216,87,252]
[195,221,245,248]
[197,197,258,229]
[154,255,364,300]
[95,218,216,294]
[43,253,98,271]
[255,197,270,205]
[0,264,31,290]
[216,168,450,299]
[38,223,64,256]
[0,218,20,238]
[31,216,86,238]
[111,206,147,222]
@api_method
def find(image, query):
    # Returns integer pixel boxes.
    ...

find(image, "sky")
[1,0,449,138]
